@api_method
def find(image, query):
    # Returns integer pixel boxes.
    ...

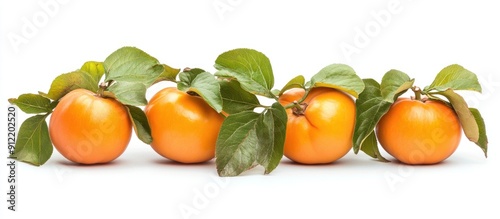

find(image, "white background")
[1,0,500,218]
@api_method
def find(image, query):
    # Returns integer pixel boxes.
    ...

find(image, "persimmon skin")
[279,88,356,164]
[145,87,224,163]
[49,89,132,164]
[376,98,462,164]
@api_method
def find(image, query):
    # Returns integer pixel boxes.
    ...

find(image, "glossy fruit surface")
[145,87,224,163]
[376,98,462,164]
[279,87,356,164]
[49,89,132,164]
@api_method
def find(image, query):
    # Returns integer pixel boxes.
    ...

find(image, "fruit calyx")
[291,101,308,116]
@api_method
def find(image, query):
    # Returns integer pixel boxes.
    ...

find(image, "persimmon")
[49,89,132,164]
[145,87,224,163]
[376,98,462,164]
[279,87,356,164]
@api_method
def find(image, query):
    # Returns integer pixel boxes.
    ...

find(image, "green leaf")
[256,103,287,174]
[278,75,305,96]
[125,105,152,144]
[47,71,98,101]
[353,79,392,154]
[214,48,275,98]
[309,64,364,98]
[219,79,260,114]
[182,68,206,75]
[469,108,488,157]
[216,111,260,176]
[104,46,164,106]
[177,68,206,87]
[380,69,414,102]
[80,61,105,84]
[437,89,479,142]
[107,81,148,106]
[360,131,390,162]
[354,70,417,156]
[425,64,482,92]
[10,115,52,166]
[9,94,52,114]
[178,71,223,113]
[154,64,181,83]
[215,104,287,176]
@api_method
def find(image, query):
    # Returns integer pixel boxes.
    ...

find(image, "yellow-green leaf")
[469,108,488,157]
[154,64,181,83]
[426,64,482,92]
[47,71,97,101]
[80,61,105,84]
[278,75,305,96]
[438,89,479,142]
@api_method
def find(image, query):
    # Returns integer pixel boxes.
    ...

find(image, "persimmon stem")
[412,86,422,101]
[97,82,108,97]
